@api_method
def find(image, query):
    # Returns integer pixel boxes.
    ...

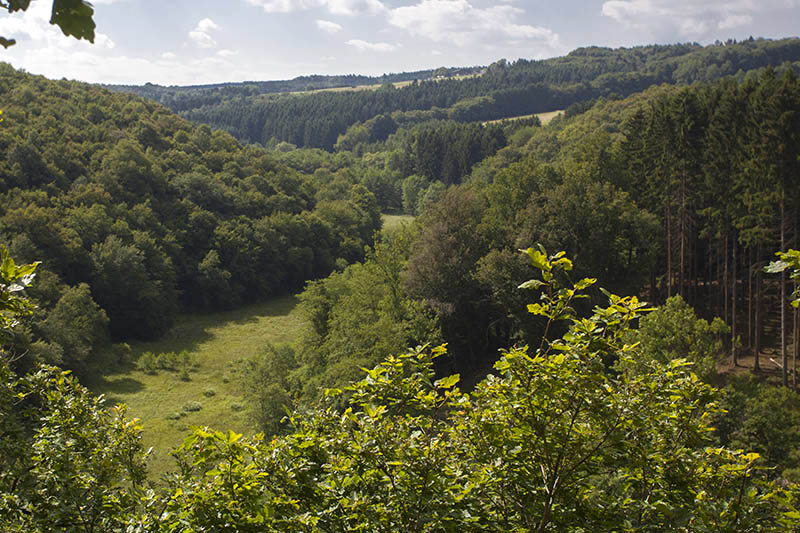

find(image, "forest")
[111,38,800,150]
[3,26,800,530]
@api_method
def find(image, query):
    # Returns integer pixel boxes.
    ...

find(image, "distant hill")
[108,38,800,150]
[0,63,381,375]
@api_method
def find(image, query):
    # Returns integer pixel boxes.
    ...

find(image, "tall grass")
[88,295,305,477]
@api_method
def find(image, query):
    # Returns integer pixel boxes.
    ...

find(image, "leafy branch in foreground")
[3,247,800,531]
[766,249,800,307]
[1,0,95,48]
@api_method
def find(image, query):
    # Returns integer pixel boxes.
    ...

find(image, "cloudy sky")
[0,0,798,85]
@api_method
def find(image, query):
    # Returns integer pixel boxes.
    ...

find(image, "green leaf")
[0,37,16,48]
[574,277,597,290]
[523,247,549,271]
[9,0,33,12]
[437,374,460,389]
[765,260,790,274]
[518,279,546,290]
[50,0,95,42]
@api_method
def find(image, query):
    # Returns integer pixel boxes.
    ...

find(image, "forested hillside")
[0,63,381,377]
[112,38,800,150]
[4,21,800,529]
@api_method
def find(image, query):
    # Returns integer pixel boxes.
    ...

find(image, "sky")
[0,0,798,85]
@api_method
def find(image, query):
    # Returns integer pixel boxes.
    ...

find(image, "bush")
[182,401,202,412]
[203,388,216,397]
[623,295,727,382]
[137,351,158,374]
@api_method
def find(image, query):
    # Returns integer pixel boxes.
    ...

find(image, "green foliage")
[1,0,95,48]
[182,400,203,412]
[38,283,108,375]
[0,245,38,340]
[242,342,298,435]
[625,295,728,382]
[766,248,800,307]
[296,231,441,396]
[715,375,800,481]
[0,64,382,375]
[3,246,800,530]
[129,249,794,531]
[136,350,194,376]
[118,39,800,151]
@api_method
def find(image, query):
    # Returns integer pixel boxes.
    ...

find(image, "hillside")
[109,38,800,150]
[0,62,381,378]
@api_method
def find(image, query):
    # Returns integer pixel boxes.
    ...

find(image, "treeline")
[115,38,800,150]
[0,63,381,377]
[617,70,800,383]
[285,69,800,394]
[246,70,800,489]
[4,250,800,531]
[107,66,479,113]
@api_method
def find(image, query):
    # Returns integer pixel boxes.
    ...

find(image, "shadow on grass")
[125,295,300,359]
[92,375,146,407]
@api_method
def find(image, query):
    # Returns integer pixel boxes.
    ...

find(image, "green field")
[88,295,305,476]
[483,109,564,126]
[382,213,415,234]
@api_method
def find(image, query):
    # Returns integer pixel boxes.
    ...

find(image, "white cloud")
[244,0,385,15]
[718,14,753,30]
[346,38,398,52]
[386,0,559,51]
[189,18,220,48]
[601,0,796,38]
[217,49,238,57]
[316,19,343,33]
[0,0,114,51]
[161,52,177,60]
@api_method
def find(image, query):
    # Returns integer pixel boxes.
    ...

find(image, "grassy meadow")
[89,213,408,476]
[381,213,416,234]
[483,109,564,126]
[88,295,305,477]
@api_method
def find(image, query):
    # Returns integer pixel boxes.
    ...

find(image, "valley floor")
[87,295,305,477]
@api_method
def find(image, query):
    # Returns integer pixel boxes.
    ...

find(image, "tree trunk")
[732,235,738,366]
[724,234,729,327]
[781,193,787,386]
[666,203,672,298]
[754,246,762,373]
[794,306,798,391]
[679,173,686,299]
[748,247,753,349]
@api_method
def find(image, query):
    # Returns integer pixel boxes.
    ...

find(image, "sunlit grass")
[483,109,564,126]
[382,213,415,234]
[88,295,305,477]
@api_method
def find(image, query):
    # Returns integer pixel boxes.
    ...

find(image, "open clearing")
[483,110,564,126]
[382,213,415,234]
[88,295,305,477]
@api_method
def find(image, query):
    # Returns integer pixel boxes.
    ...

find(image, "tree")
[1,0,95,48]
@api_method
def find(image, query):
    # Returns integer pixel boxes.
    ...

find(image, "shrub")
[182,401,202,412]
[137,351,158,374]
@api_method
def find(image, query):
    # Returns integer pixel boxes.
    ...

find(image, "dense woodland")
[0,62,381,376]
[4,34,800,530]
[112,38,800,150]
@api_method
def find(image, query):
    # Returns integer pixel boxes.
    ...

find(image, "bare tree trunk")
[754,246,762,373]
[794,306,798,392]
[708,243,713,309]
[781,194,788,386]
[666,203,672,298]
[732,235,738,366]
[724,234,729,327]
[748,247,753,350]
[679,174,686,299]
